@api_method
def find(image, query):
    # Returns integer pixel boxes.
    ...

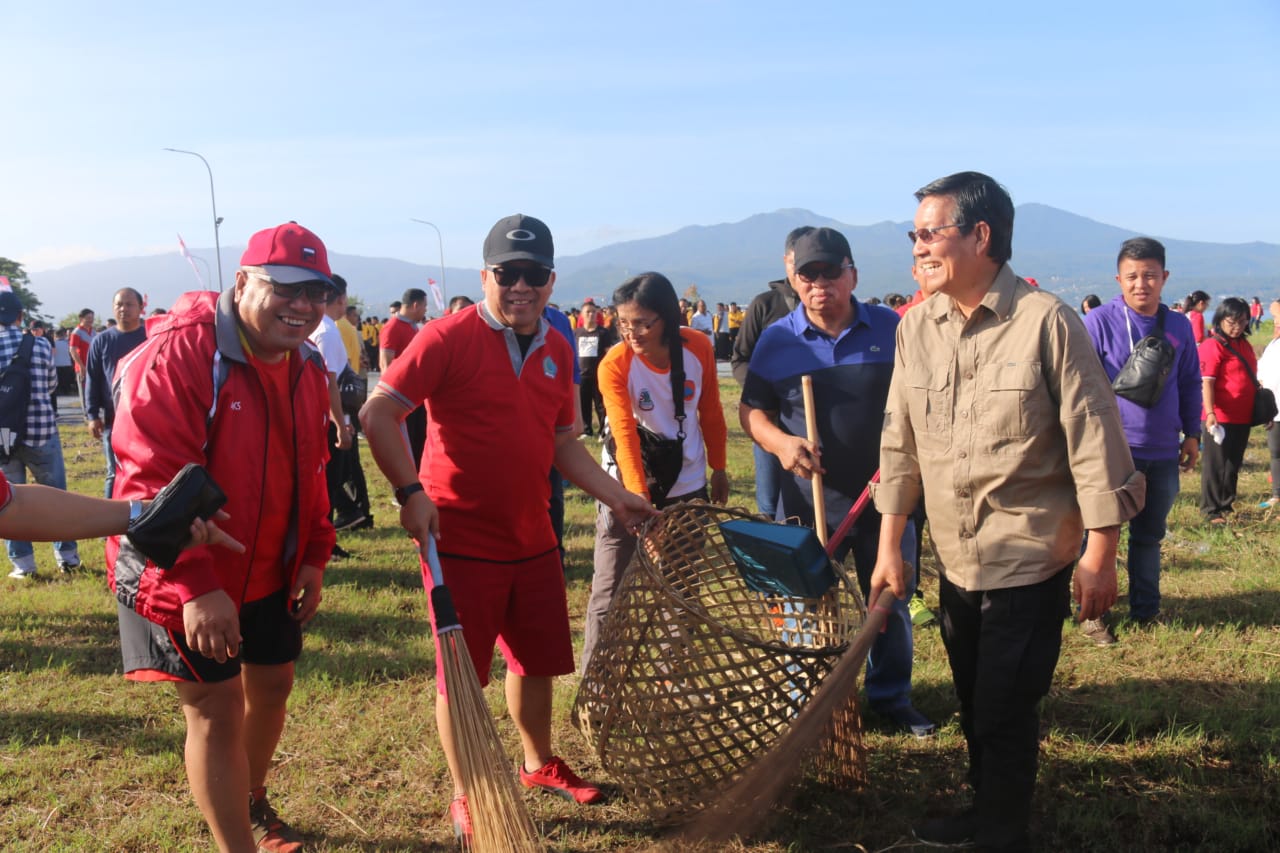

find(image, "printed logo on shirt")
[230,401,242,411]
[684,379,695,401]
[637,388,655,411]
[543,356,557,379]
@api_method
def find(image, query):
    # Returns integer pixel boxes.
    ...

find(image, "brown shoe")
[1080,617,1117,647]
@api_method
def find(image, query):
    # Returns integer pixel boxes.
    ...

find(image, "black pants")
[326,421,370,522]
[579,372,606,435]
[938,565,1071,850]
[1200,422,1251,518]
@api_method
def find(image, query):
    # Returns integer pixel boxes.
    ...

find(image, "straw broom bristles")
[675,586,898,846]
[427,539,543,853]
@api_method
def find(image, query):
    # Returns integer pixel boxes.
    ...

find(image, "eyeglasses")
[907,223,967,244]
[249,273,332,304]
[795,263,854,284]
[617,317,661,334]
[489,266,553,288]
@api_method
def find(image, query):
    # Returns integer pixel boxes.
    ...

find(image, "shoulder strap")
[2,333,35,373]
[1155,304,1167,334]
[1217,334,1261,387]
[670,331,686,440]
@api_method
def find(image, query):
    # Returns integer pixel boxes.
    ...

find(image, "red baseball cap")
[241,221,333,284]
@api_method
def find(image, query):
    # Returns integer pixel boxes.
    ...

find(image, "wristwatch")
[128,500,143,525]
[394,482,425,506]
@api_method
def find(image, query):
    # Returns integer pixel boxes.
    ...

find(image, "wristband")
[394,482,425,506]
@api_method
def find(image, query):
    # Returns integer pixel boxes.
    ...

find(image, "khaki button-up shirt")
[872,265,1145,591]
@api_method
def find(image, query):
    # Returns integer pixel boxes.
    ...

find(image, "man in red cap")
[108,222,337,852]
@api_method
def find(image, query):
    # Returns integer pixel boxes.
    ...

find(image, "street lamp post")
[164,148,224,290]
[409,218,447,310]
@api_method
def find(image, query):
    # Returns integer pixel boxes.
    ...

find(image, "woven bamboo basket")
[573,502,868,824]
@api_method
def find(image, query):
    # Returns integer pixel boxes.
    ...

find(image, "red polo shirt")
[378,306,575,561]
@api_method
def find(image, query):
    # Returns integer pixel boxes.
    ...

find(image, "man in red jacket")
[107,222,337,853]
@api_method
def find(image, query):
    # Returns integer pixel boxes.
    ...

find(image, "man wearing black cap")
[740,226,935,738]
[0,290,81,579]
[361,214,656,840]
[108,222,338,852]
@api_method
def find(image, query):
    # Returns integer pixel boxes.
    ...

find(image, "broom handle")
[825,470,881,559]
[424,535,463,634]
[801,375,827,545]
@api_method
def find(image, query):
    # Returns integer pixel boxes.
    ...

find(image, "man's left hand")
[290,563,324,624]
[1074,528,1119,621]
[1179,436,1200,472]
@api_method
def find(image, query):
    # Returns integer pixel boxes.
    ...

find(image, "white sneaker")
[7,567,35,580]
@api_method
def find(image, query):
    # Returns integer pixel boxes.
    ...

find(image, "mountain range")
[28,204,1280,322]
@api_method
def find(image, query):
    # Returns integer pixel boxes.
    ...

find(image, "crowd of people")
[3,171,1277,853]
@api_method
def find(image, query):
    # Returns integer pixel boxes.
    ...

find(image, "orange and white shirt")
[598,327,727,501]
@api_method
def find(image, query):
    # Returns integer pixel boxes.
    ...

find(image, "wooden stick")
[801,375,827,545]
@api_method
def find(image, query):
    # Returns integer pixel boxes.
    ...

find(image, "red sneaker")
[248,787,303,852]
[448,795,472,842]
[519,756,602,804]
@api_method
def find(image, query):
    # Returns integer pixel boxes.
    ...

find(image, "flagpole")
[164,148,224,290]
[409,218,447,307]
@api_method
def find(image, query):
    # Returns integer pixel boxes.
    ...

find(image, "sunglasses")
[907,223,967,244]
[795,263,854,284]
[249,273,332,304]
[489,266,553,288]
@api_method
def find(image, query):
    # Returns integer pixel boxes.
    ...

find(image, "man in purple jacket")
[1082,237,1201,643]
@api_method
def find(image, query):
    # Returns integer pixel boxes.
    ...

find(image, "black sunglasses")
[489,266,552,288]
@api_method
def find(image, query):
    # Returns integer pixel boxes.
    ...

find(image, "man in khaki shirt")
[870,171,1145,852]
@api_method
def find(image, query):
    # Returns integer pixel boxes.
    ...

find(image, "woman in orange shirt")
[580,273,729,670]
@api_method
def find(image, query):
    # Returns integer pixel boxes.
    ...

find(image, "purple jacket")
[1083,295,1202,461]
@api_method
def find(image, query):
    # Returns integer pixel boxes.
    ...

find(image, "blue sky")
[4,0,1277,287]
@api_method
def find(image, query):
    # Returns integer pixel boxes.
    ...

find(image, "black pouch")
[127,463,228,569]
[1112,306,1175,408]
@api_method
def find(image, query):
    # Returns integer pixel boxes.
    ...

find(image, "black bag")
[603,339,687,506]
[0,333,37,459]
[1111,306,1176,408]
[1217,336,1278,427]
[1252,388,1279,427]
[127,463,228,569]
[338,365,367,417]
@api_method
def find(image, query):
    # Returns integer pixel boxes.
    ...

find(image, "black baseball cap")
[483,214,555,269]
[792,227,853,271]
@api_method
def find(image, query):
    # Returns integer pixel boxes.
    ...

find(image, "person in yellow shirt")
[727,301,745,346]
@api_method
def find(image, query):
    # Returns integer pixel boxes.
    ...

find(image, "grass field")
[2,361,1278,851]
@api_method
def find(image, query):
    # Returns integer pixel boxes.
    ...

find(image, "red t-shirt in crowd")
[1199,334,1257,425]
[379,314,418,360]
[71,325,92,372]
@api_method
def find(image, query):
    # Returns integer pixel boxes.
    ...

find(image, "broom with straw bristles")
[425,535,544,853]
[675,585,897,846]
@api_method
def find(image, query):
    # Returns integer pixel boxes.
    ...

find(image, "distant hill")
[28,205,1280,322]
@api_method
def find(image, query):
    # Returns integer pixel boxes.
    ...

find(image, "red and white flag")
[0,275,10,292]
[177,234,205,288]
[427,279,445,314]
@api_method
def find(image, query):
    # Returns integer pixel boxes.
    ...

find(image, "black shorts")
[118,587,303,683]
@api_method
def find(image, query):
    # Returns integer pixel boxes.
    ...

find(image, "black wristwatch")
[394,482,425,506]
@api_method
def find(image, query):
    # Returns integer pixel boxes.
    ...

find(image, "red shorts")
[421,547,574,692]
